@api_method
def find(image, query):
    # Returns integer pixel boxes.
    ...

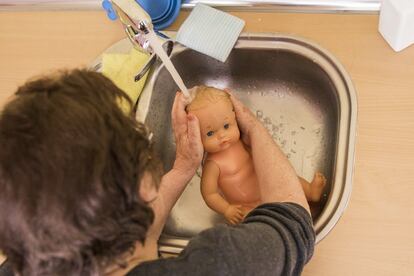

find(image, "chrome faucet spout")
[109,0,174,81]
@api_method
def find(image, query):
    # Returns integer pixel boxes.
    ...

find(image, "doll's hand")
[225,90,259,145]
[224,204,245,225]
[171,92,204,180]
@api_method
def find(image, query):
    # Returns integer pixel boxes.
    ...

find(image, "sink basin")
[136,33,357,253]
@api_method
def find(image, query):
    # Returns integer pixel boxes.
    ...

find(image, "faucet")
[104,0,173,81]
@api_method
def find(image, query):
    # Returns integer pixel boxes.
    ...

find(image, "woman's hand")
[171,92,204,180]
[145,92,203,242]
[227,91,310,214]
[226,90,260,145]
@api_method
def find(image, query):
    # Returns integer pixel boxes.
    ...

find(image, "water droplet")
[256,110,263,118]
[264,117,271,125]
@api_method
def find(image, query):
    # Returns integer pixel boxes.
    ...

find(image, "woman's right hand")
[227,91,260,145]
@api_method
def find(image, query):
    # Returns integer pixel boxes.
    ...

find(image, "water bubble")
[272,125,279,132]
[256,110,263,118]
[287,153,291,159]
[264,117,271,125]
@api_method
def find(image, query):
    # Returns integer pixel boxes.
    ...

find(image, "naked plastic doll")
[186,86,327,225]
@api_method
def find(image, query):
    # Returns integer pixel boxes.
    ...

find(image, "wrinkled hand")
[226,90,260,145]
[171,92,204,179]
[224,204,245,225]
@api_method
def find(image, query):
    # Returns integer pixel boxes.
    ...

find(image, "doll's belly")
[218,168,261,205]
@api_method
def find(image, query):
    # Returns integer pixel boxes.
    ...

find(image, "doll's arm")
[201,160,244,224]
[201,160,228,214]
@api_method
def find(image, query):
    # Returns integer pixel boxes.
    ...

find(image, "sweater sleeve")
[128,202,315,276]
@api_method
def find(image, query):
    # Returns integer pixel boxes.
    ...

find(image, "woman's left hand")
[171,92,203,180]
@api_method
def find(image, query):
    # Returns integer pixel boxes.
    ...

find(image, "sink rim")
[136,33,357,250]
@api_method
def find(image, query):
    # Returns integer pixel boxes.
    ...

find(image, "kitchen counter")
[1,10,414,275]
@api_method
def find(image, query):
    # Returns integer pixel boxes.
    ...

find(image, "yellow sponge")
[102,48,149,114]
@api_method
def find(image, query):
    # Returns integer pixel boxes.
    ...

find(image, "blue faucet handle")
[102,0,118,21]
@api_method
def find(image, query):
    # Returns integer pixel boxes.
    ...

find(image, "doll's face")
[189,99,240,153]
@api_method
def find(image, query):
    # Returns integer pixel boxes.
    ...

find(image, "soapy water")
[239,88,326,179]
[146,30,190,97]
[255,106,325,178]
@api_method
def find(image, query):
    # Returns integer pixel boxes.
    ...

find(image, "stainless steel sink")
[136,33,357,253]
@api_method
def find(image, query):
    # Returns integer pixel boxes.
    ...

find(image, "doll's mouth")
[220,140,230,147]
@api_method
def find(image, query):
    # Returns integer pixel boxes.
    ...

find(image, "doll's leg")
[298,173,326,202]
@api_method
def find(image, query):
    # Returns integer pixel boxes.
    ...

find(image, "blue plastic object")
[137,0,170,21]
[152,0,181,30]
[102,0,117,21]
[101,0,181,30]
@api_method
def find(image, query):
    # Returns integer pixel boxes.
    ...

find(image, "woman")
[0,69,314,275]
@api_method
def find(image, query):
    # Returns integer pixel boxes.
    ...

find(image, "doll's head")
[186,86,240,153]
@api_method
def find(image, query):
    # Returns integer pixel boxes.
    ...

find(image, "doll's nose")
[218,132,228,141]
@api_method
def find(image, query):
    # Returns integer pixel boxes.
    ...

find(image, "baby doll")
[186,86,326,225]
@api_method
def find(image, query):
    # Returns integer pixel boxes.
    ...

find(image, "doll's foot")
[310,172,327,202]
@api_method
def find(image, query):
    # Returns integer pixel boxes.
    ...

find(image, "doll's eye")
[207,131,214,137]
[224,123,230,129]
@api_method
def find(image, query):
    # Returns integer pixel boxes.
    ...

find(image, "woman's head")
[186,86,240,153]
[0,69,159,275]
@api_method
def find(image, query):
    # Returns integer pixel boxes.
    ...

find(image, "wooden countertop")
[1,11,414,275]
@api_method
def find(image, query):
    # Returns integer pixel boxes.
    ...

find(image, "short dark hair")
[0,69,158,275]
